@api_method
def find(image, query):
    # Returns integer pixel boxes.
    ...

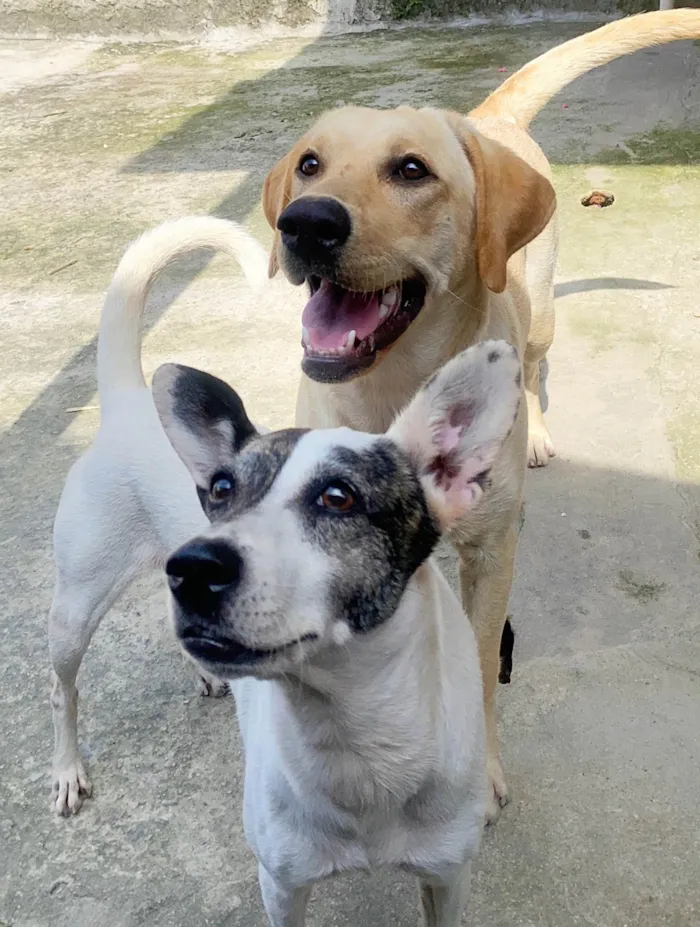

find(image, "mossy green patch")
[566,305,655,355]
[566,308,624,355]
[392,0,426,18]
[616,0,658,13]
[596,127,700,166]
[391,0,613,17]
[617,570,666,604]
[415,40,527,73]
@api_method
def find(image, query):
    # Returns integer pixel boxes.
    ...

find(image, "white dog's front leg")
[258,864,312,927]
[418,863,470,927]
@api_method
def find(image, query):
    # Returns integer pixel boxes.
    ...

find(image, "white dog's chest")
[233,678,484,889]
[244,762,481,885]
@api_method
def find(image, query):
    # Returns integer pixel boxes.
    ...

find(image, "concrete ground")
[1,21,700,927]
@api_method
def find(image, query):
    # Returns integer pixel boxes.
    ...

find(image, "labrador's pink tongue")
[302,279,381,351]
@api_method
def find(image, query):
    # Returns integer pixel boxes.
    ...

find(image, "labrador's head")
[263,105,555,384]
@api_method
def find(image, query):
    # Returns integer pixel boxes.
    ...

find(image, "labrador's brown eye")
[397,157,430,181]
[210,474,234,502]
[317,481,355,513]
[298,154,320,177]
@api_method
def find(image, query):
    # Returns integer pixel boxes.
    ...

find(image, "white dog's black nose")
[166,539,243,600]
[277,197,352,262]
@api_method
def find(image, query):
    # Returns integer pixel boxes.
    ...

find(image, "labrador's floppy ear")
[388,340,522,530]
[262,152,295,278]
[445,113,556,294]
[152,363,257,490]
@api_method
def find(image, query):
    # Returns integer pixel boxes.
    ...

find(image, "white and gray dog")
[48,217,268,815]
[151,337,522,927]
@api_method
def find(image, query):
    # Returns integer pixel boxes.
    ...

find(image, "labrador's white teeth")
[381,285,400,309]
[302,326,311,347]
[379,285,400,322]
[312,334,355,358]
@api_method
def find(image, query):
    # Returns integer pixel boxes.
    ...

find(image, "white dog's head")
[152,340,521,680]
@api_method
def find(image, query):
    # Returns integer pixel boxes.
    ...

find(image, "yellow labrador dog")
[261,10,700,822]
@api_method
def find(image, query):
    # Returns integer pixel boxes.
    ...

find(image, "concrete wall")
[0,0,674,39]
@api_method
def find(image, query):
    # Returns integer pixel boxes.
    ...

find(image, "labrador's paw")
[527,423,556,468]
[485,756,509,826]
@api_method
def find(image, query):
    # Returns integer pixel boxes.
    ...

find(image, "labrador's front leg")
[458,525,519,825]
[258,864,312,927]
[419,863,470,927]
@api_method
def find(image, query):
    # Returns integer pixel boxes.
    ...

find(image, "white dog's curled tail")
[97,216,268,399]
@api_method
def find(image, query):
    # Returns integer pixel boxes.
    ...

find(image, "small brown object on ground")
[581,190,615,208]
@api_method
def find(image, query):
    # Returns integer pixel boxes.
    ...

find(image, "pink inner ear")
[426,451,492,525]
[437,400,474,453]
[439,423,462,454]
[423,400,480,496]
[429,411,469,489]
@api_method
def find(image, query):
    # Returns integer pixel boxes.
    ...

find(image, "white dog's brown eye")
[210,475,234,502]
[397,157,430,181]
[317,481,355,513]
[298,154,320,177]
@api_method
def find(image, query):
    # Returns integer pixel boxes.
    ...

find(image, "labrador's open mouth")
[300,276,427,383]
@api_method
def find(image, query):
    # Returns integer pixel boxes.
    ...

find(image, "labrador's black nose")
[277,197,352,263]
[167,539,243,605]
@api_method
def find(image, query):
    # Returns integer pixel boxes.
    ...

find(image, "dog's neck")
[262,562,476,811]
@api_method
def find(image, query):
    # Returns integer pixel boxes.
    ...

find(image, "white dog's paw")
[52,760,92,816]
[527,425,556,468]
[485,759,510,826]
[195,671,229,698]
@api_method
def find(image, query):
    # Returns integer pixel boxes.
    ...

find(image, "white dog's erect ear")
[152,363,257,488]
[387,340,522,529]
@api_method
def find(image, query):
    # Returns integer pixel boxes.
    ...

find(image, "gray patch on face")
[292,438,440,634]
[203,428,309,522]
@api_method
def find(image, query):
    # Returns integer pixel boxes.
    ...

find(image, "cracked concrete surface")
[1,21,699,927]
